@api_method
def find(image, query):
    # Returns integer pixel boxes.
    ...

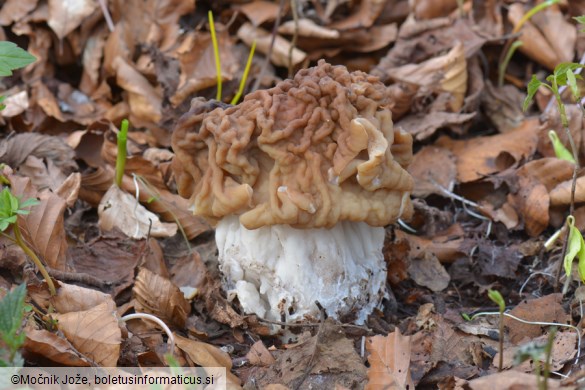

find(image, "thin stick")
[251,0,286,92]
[288,0,299,78]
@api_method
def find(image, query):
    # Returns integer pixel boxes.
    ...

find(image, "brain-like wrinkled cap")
[172,60,414,229]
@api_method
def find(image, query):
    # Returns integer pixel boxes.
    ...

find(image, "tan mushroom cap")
[172,60,414,229]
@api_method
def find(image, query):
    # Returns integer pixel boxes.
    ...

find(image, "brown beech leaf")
[6,167,68,270]
[504,294,569,345]
[133,267,191,328]
[246,340,276,367]
[50,282,115,314]
[411,0,459,20]
[238,1,281,26]
[47,0,97,39]
[174,334,241,386]
[436,118,539,183]
[98,185,178,239]
[54,301,122,367]
[24,327,92,367]
[408,146,456,197]
[238,23,306,68]
[389,42,467,112]
[365,329,414,390]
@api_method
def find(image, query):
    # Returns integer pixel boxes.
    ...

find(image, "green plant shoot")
[523,63,585,126]
[548,130,576,163]
[0,284,29,367]
[563,215,585,280]
[231,40,257,105]
[488,289,505,372]
[513,0,559,35]
[499,41,523,87]
[0,188,55,295]
[115,119,129,188]
[208,11,222,101]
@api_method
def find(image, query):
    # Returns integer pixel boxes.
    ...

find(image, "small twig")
[251,0,286,92]
[256,317,371,332]
[98,0,115,32]
[430,178,481,208]
[288,0,299,78]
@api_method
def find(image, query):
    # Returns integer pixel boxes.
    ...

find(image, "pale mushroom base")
[215,216,388,324]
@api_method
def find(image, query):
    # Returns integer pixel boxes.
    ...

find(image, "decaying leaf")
[24,327,92,367]
[54,301,121,367]
[365,329,414,389]
[133,267,191,328]
[98,185,178,239]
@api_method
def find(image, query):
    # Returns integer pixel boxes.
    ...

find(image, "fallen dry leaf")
[54,301,122,367]
[133,267,191,328]
[174,333,241,387]
[50,282,115,314]
[365,329,414,390]
[98,185,178,239]
[246,340,276,367]
[24,327,92,367]
[504,293,569,345]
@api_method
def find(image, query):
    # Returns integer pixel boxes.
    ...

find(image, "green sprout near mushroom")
[115,119,129,188]
[208,11,256,104]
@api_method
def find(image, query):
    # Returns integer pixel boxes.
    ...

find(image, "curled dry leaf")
[436,118,540,183]
[238,0,281,26]
[238,22,307,68]
[279,19,340,39]
[467,371,566,390]
[508,4,576,71]
[133,267,191,328]
[47,0,97,39]
[97,185,178,239]
[408,146,456,197]
[0,133,77,174]
[55,172,81,208]
[24,327,92,367]
[550,176,585,206]
[0,89,28,117]
[365,329,414,390]
[7,168,68,270]
[503,293,568,345]
[246,340,276,367]
[330,0,386,30]
[54,301,122,367]
[411,0,459,20]
[172,29,239,107]
[50,282,115,314]
[389,43,467,112]
[174,334,241,387]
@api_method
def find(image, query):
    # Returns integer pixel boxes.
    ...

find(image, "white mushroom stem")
[215,216,388,323]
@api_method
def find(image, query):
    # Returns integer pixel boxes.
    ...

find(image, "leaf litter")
[2,0,585,389]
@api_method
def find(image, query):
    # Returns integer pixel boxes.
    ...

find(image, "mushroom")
[172,60,414,323]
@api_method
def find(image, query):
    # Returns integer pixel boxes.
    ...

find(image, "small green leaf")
[523,75,544,111]
[19,197,40,210]
[488,289,506,312]
[513,340,546,365]
[564,216,582,277]
[0,284,27,342]
[575,16,585,25]
[0,42,35,77]
[0,95,5,111]
[548,130,576,163]
[567,69,581,101]
[461,313,472,321]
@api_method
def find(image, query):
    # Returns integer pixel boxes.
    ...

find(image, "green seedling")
[498,0,559,87]
[208,11,222,101]
[498,41,523,87]
[548,130,576,163]
[0,284,30,367]
[231,40,257,105]
[562,215,585,280]
[514,327,557,390]
[115,119,129,188]
[488,289,506,372]
[0,188,55,295]
[524,62,585,126]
